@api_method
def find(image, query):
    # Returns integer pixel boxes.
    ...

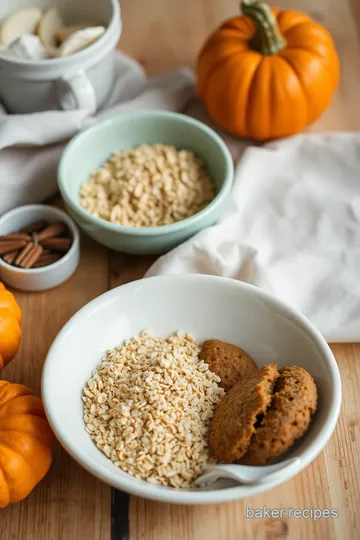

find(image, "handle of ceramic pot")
[57,70,97,114]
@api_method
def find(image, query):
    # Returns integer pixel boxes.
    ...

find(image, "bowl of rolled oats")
[42,275,340,504]
[58,111,233,254]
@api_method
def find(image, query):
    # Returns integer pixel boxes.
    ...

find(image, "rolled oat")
[82,331,224,488]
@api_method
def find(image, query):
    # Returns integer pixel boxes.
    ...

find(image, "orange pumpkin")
[0,380,53,507]
[197,0,340,140]
[0,282,22,370]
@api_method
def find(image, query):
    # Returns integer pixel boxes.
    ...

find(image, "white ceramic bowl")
[0,0,121,113]
[42,275,341,505]
[0,204,80,291]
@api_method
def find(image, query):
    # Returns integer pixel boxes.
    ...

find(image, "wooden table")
[1,1,359,539]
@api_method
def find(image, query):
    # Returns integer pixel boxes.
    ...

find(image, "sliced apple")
[0,8,42,46]
[36,8,64,56]
[58,26,105,57]
[54,23,96,45]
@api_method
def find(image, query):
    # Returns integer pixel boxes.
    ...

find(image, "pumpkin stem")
[241,0,286,55]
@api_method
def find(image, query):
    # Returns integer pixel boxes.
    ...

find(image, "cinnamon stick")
[1,219,72,270]
[2,250,19,265]
[20,220,47,234]
[37,222,67,241]
[33,253,62,268]
[20,245,43,269]
[0,239,28,255]
[39,237,72,252]
[14,242,35,266]
[0,233,31,242]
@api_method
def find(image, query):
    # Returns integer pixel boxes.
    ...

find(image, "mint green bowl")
[58,111,233,254]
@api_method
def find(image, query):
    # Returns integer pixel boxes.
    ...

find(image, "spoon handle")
[194,457,302,487]
[255,457,301,484]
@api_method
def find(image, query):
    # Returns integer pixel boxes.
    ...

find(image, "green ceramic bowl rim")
[58,111,234,237]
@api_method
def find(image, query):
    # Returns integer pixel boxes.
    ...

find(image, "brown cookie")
[238,366,318,466]
[200,339,258,392]
[209,363,279,463]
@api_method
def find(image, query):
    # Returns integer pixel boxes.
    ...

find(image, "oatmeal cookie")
[200,339,258,392]
[209,363,279,463]
[238,366,318,465]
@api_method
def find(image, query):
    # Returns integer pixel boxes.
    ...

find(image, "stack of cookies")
[200,340,318,465]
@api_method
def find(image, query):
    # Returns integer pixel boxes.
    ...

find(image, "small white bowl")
[0,204,80,291]
[42,275,341,505]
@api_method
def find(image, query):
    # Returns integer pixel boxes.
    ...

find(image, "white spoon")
[194,457,301,487]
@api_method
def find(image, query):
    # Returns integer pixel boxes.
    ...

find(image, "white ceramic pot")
[0,0,121,114]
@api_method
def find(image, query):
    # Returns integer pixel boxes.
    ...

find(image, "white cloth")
[146,133,360,343]
[2,51,360,342]
[0,52,196,214]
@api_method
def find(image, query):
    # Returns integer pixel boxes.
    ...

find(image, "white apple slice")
[0,8,42,46]
[7,34,48,60]
[58,26,105,57]
[54,23,96,45]
[36,8,64,56]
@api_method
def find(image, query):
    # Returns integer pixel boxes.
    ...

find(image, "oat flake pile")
[80,144,215,227]
[82,331,225,488]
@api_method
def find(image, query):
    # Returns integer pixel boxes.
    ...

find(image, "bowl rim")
[0,204,80,275]
[58,110,234,237]
[42,275,342,505]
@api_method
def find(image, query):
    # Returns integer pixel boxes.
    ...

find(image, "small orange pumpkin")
[0,281,22,370]
[0,380,53,507]
[197,0,340,140]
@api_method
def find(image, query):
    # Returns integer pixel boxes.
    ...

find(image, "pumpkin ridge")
[0,314,22,368]
[276,9,311,32]
[281,47,336,110]
[244,57,265,134]
[0,467,10,508]
[199,49,252,104]
[279,20,312,38]
[0,410,46,422]
[283,46,338,88]
[0,413,49,429]
[198,30,250,66]
[0,388,36,409]
[283,45,329,59]
[0,417,53,448]
[277,55,309,122]
[0,436,51,469]
[0,440,34,480]
[0,290,22,323]
[0,284,22,370]
[199,36,248,63]
[268,59,276,137]
[199,47,246,81]
[0,440,37,481]
[204,51,256,120]
[283,20,334,44]
[219,14,255,36]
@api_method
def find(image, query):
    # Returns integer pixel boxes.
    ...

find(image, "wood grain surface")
[1,1,360,539]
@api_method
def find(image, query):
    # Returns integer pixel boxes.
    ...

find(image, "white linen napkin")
[146,132,360,343]
[0,51,196,215]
